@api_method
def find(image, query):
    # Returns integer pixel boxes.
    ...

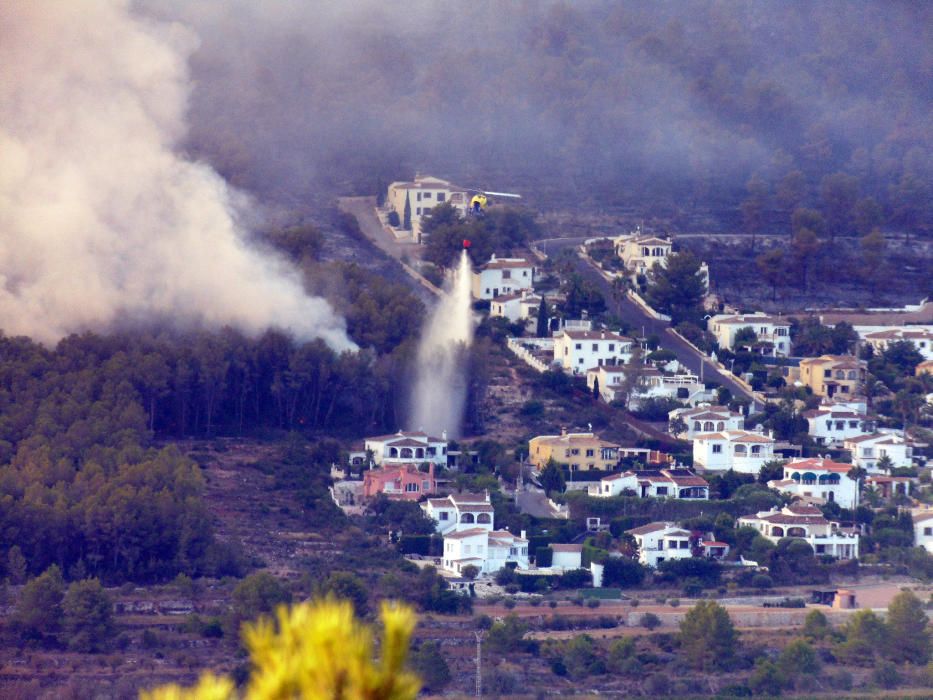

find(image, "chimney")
[441,430,447,442]
[601,331,606,339]
[561,426,567,437]
[520,530,527,540]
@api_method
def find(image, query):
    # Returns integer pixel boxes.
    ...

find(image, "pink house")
[363,463,437,501]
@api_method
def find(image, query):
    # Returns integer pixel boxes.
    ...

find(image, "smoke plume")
[0,0,352,349]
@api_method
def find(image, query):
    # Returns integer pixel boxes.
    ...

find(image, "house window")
[575,343,582,350]
[679,541,689,549]
[824,369,832,378]
[416,207,421,216]
[423,192,432,199]
[712,444,722,454]
[656,486,668,496]
[592,343,598,351]
[417,192,422,201]
[571,449,580,456]
[925,528,932,536]
[405,483,418,492]
[586,449,595,457]
[439,512,449,520]
[437,192,446,201]
[608,344,615,351]
[503,270,511,279]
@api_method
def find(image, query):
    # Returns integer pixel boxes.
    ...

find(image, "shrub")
[872,660,900,689]
[669,598,680,608]
[503,599,516,610]
[640,613,661,630]
[548,600,558,609]
[586,599,600,609]
[752,574,773,589]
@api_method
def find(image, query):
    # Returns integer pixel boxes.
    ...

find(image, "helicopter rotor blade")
[482,191,522,199]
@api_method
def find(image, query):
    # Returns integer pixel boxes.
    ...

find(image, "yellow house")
[529,428,621,473]
[798,355,867,398]
[917,359,933,376]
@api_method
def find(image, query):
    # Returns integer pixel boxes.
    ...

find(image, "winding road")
[538,236,762,410]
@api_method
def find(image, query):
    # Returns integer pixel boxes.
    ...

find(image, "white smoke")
[0,0,353,349]
[409,251,475,438]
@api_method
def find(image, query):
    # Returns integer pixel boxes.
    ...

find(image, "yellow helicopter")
[467,188,522,215]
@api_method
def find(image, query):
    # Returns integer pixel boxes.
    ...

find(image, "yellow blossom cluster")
[141,598,419,700]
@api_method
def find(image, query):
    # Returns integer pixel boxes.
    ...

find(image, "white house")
[707,313,792,357]
[768,458,860,510]
[587,365,712,408]
[554,329,634,375]
[692,429,776,474]
[550,544,584,570]
[843,432,915,472]
[422,492,495,536]
[738,504,859,559]
[804,404,875,446]
[471,255,535,300]
[362,431,448,468]
[912,511,933,554]
[490,291,542,323]
[613,232,673,277]
[865,475,913,500]
[860,326,933,362]
[442,528,529,576]
[625,522,693,568]
[630,370,711,408]
[386,175,470,243]
[590,469,708,500]
[669,404,744,439]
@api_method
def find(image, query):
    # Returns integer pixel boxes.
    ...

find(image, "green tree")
[644,251,707,325]
[408,641,451,691]
[778,638,820,676]
[756,248,786,301]
[790,227,821,291]
[536,297,550,338]
[733,326,757,349]
[802,609,830,641]
[792,207,826,238]
[486,614,528,654]
[229,572,291,635]
[539,458,566,496]
[62,578,115,652]
[854,198,884,236]
[741,175,769,251]
[607,637,635,672]
[403,192,412,230]
[460,565,480,581]
[324,571,370,616]
[820,172,859,242]
[884,590,930,664]
[562,634,603,679]
[678,601,737,670]
[12,565,65,644]
[7,545,28,584]
[777,171,807,224]
[836,609,886,664]
[749,658,788,696]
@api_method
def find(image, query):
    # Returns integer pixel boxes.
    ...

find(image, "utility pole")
[475,631,484,698]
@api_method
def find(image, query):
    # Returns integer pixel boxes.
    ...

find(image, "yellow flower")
[141,598,420,700]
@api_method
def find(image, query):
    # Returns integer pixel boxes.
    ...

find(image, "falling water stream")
[409,250,474,438]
